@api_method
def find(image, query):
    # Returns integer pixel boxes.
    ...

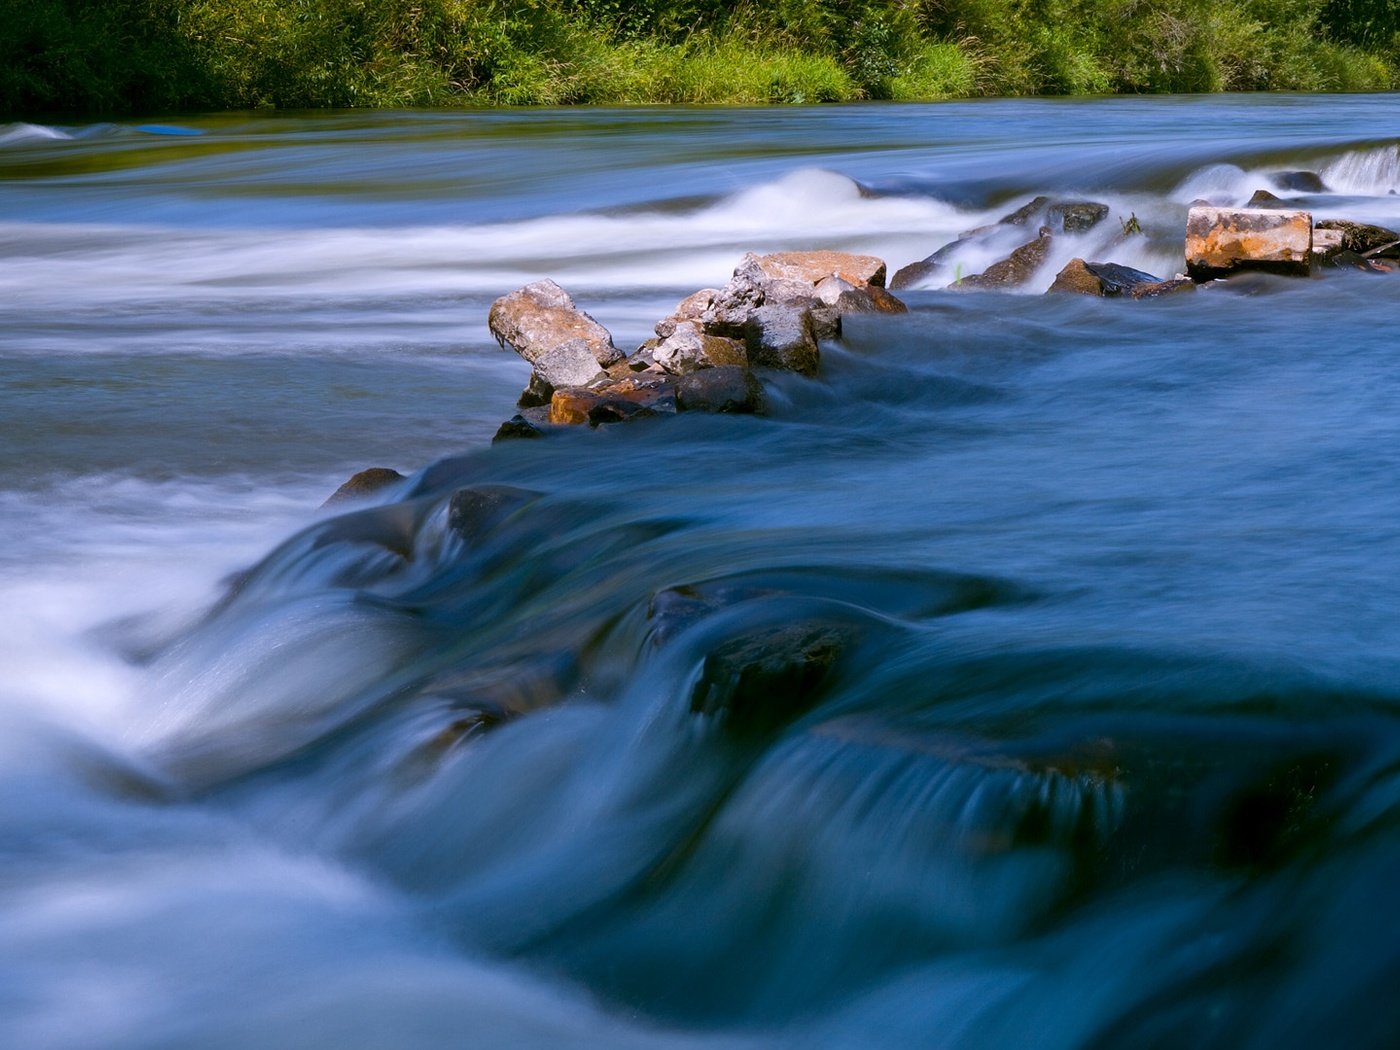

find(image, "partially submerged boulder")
[1048,200,1110,233]
[675,366,767,414]
[322,467,405,508]
[1048,259,1161,298]
[1184,206,1312,279]
[1314,219,1400,257]
[744,304,820,376]
[957,227,1054,290]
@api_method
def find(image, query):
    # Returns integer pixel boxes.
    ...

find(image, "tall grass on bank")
[1,0,1396,117]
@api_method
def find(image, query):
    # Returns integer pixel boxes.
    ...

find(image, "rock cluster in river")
[487,250,905,438]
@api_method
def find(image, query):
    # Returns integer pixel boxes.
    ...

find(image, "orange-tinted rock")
[548,376,677,426]
[1184,207,1312,279]
[1048,258,1104,296]
[753,250,888,289]
[651,320,748,374]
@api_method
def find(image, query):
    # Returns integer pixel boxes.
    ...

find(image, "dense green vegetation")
[2,0,1397,116]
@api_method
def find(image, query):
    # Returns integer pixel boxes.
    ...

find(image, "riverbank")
[2,0,1396,117]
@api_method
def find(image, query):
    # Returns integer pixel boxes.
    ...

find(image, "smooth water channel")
[3,96,1400,1048]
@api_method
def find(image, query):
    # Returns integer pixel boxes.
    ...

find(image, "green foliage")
[0,0,1394,116]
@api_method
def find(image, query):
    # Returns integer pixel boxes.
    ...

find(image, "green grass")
[0,0,1395,117]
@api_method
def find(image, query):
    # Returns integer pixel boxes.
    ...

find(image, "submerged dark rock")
[448,485,540,546]
[492,414,548,442]
[1274,170,1327,192]
[690,622,852,737]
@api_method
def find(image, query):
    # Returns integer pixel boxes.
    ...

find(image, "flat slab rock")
[1185,206,1312,279]
[752,250,888,289]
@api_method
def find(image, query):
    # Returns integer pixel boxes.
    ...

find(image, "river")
[2,96,1400,1048]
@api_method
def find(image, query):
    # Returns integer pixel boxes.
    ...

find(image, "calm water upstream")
[3,95,1400,1048]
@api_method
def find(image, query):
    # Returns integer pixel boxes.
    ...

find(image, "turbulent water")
[3,96,1400,1048]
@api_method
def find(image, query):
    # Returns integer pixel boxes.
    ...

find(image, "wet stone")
[958,227,1054,290]
[1315,219,1400,257]
[999,195,1051,226]
[1128,277,1197,299]
[322,467,406,508]
[1274,170,1327,193]
[1047,258,1105,296]
[517,370,554,409]
[492,414,548,443]
[1246,189,1286,209]
[690,622,851,737]
[448,485,540,545]
[1048,200,1110,233]
[675,366,767,414]
[744,304,820,376]
[548,376,678,426]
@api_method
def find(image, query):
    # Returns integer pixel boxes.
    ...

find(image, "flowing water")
[3,95,1400,1048]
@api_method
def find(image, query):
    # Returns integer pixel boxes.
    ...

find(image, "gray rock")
[744,305,820,376]
[675,366,767,414]
[651,321,747,374]
[488,279,623,372]
[533,338,607,389]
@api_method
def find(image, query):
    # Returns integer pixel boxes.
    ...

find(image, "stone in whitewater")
[488,279,624,388]
[1184,206,1312,279]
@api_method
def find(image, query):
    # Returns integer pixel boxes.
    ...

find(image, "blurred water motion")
[2,98,1400,1048]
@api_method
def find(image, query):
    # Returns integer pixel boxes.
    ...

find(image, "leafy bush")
[0,0,1394,116]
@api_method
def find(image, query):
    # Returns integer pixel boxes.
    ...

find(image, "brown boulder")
[322,468,405,508]
[1047,258,1104,296]
[1185,206,1312,279]
[957,227,1054,290]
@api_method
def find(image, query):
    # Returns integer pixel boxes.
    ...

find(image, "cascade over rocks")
[957,227,1054,290]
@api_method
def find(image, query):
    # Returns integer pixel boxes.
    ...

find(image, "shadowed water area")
[3,96,1400,1047]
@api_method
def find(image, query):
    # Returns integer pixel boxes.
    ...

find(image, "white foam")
[0,122,72,147]
[1320,144,1400,196]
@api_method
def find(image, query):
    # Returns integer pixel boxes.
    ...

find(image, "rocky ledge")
[486,250,905,440]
